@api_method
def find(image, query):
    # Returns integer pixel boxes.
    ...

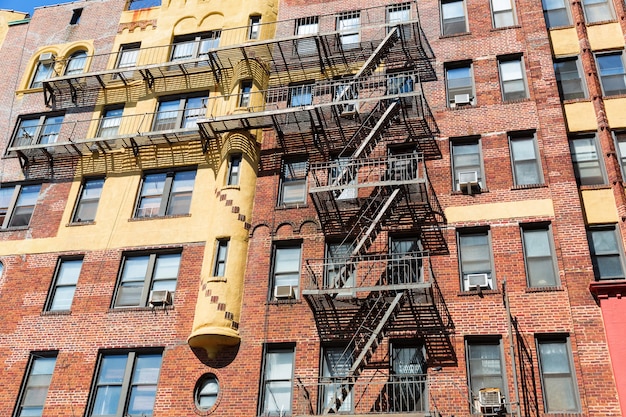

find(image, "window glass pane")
[116,256,149,307]
[274,247,301,288]
[442,0,466,34]
[570,137,604,185]
[99,108,123,137]
[468,342,504,394]
[137,174,166,217]
[167,170,196,215]
[66,51,87,75]
[18,356,56,417]
[554,59,585,100]
[154,100,180,131]
[197,376,219,409]
[31,62,54,88]
[511,137,541,185]
[538,341,578,412]
[460,233,491,274]
[9,185,41,228]
[49,286,77,311]
[583,0,612,23]
[263,349,294,415]
[97,355,127,383]
[597,54,626,96]
[524,228,557,287]
[543,0,571,27]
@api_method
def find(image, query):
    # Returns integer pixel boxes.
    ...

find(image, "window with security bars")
[389,344,427,412]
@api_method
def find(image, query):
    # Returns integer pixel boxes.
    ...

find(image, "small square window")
[554,57,586,100]
[70,8,83,25]
[491,0,515,28]
[279,160,308,206]
[521,224,558,287]
[499,56,528,101]
[509,133,542,186]
[113,251,181,308]
[569,135,605,186]
[46,258,83,311]
[72,177,104,223]
[458,229,494,291]
[14,353,57,417]
[441,0,467,35]
[542,0,572,28]
[135,169,196,218]
[271,244,301,300]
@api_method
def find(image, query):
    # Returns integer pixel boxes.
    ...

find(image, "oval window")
[195,374,219,411]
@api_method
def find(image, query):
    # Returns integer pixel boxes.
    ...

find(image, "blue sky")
[1,0,66,16]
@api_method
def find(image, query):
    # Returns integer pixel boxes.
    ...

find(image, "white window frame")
[279,159,308,206]
[227,153,242,186]
[170,31,221,61]
[446,63,475,107]
[451,138,484,191]
[97,107,124,138]
[113,251,181,308]
[153,95,207,131]
[271,244,301,300]
[295,16,320,56]
[213,239,229,277]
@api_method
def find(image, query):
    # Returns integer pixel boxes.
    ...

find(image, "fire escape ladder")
[351,100,400,160]
[323,291,405,414]
[352,187,399,256]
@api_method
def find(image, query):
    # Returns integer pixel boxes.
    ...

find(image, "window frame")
[30,58,55,89]
[45,257,83,312]
[613,131,626,180]
[12,114,65,147]
[195,374,220,411]
[581,0,614,23]
[490,0,516,28]
[451,137,484,192]
[542,0,572,28]
[554,56,587,100]
[69,8,83,25]
[72,177,105,223]
[134,168,196,218]
[587,224,626,280]
[445,62,475,107]
[295,16,320,56]
[457,228,495,291]
[112,250,182,308]
[569,134,606,186]
[13,352,57,417]
[521,223,559,287]
[270,243,302,300]
[115,42,141,70]
[97,106,124,138]
[248,15,261,40]
[595,52,626,97]
[87,349,162,417]
[441,0,468,36]
[386,2,412,39]
[213,239,229,277]
[259,345,295,416]
[320,345,354,412]
[64,50,87,75]
[536,336,581,413]
[152,95,207,132]
[498,55,528,101]
[509,132,543,186]
[336,10,361,50]
[279,159,308,206]
[389,341,427,412]
[239,80,252,108]
[170,31,220,62]
[465,338,507,412]
[0,183,42,229]
[227,153,243,186]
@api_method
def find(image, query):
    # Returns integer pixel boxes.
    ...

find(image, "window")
[458,229,494,291]
[466,339,506,406]
[0,184,41,228]
[195,374,219,411]
[46,258,83,311]
[334,81,358,115]
[569,135,605,186]
[387,73,415,103]
[72,177,104,223]
[279,160,307,206]
[69,8,83,24]
[88,351,162,417]
[295,16,319,56]
[491,0,515,27]
[596,52,626,96]
[441,0,467,35]
[12,115,64,147]
[325,241,355,289]
[451,139,483,191]
[446,63,474,106]
[386,3,411,38]
[115,43,140,71]
[239,81,252,108]
[98,107,124,138]
[614,132,626,180]
[289,83,313,107]
[587,225,626,280]
[30,57,55,89]
[65,50,87,75]
[581,0,614,23]
[248,15,261,40]
[227,154,242,185]
[336,11,360,49]
[554,57,586,100]
[522,225,558,287]
[542,0,571,28]
[14,353,57,417]
[153,96,207,131]
[321,347,353,412]
[135,169,196,218]
[536,337,580,412]
[271,244,301,299]
[330,156,357,200]
[113,252,181,308]
[127,0,161,10]
[509,133,542,186]
[389,343,427,412]
[499,56,528,101]
[171,31,220,61]
[213,240,228,277]
[390,236,422,284]
[260,346,294,416]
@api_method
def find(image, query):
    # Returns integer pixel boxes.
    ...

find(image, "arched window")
[65,50,87,75]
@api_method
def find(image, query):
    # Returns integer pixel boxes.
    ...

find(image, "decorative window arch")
[65,50,88,75]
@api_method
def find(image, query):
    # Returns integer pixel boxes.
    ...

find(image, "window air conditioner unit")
[458,171,479,186]
[274,285,296,299]
[149,290,173,307]
[465,273,490,289]
[39,52,55,64]
[454,93,471,105]
[478,387,502,408]
[340,103,358,118]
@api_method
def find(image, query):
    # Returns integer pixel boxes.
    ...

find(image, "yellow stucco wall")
[549,27,579,57]
[604,98,626,129]
[588,22,624,52]
[445,199,555,223]
[581,189,619,224]
[0,10,28,47]
[564,102,597,132]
